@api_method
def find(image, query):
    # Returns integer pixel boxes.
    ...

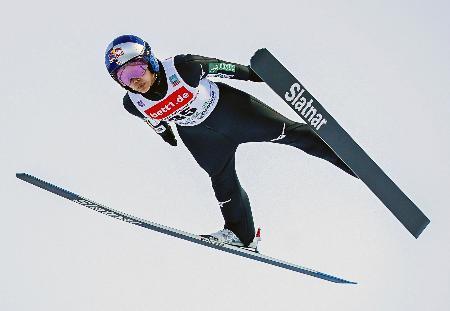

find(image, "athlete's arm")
[174,54,262,87]
[123,94,177,146]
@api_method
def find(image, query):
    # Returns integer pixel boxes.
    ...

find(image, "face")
[127,68,156,93]
[116,60,157,93]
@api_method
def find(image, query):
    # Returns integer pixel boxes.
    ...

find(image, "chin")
[139,84,151,93]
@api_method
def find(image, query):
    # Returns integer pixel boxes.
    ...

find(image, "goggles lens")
[116,60,147,86]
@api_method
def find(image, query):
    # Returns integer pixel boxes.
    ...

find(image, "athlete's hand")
[160,126,177,146]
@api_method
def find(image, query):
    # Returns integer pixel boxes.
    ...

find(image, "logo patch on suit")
[169,74,180,86]
[144,86,194,120]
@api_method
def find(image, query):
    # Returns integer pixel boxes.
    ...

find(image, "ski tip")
[250,48,269,66]
[254,47,268,54]
[16,172,27,179]
[16,172,36,182]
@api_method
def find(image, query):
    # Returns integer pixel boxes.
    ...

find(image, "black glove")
[144,119,177,146]
[160,126,177,146]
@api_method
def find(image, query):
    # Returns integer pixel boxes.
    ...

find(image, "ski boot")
[200,228,262,253]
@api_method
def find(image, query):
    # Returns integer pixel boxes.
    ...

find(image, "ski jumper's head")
[105,34,160,93]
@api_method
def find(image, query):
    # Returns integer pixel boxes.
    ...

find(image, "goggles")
[116,59,148,86]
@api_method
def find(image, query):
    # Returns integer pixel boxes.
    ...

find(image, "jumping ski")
[16,173,356,284]
[250,48,430,238]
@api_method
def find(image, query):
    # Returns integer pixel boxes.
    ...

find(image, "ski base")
[250,48,430,238]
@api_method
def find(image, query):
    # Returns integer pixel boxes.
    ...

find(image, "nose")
[131,77,141,83]
[131,77,143,86]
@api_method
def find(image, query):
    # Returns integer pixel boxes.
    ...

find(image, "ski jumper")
[123,55,356,246]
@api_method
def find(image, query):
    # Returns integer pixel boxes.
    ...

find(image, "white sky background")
[1,0,449,310]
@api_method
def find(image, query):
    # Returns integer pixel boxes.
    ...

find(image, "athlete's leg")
[210,155,255,246]
[210,83,356,177]
[275,123,357,177]
[176,124,256,246]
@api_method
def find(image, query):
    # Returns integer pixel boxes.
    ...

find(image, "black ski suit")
[123,55,356,246]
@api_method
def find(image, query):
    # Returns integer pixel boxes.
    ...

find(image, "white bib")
[128,58,220,127]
